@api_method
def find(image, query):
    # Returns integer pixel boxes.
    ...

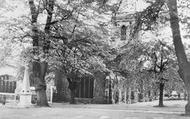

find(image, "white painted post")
[128,87,131,104]
[124,89,127,104]
[49,86,54,104]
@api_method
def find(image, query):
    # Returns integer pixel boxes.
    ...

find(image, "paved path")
[0,100,189,119]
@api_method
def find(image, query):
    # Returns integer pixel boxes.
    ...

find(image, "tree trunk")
[108,79,112,104]
[29,0,49,106]
[158,83,164,107]
[35,62,49,106]
[29,0,54,106]
[185,86,190,115]
[167,0,190,115]
[36,88,49,106]
[67,78,78,104]
[70,90,76,104]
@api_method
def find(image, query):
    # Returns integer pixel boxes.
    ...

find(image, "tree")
[0,41,12,65]
[46,0,114,103]
[117,0,190,114]
[167,0,190,115]
[143,40,176,107]
[28,0,54,106]
[164,66,184,97]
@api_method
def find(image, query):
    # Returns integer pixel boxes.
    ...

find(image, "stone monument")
[18,64,32,107]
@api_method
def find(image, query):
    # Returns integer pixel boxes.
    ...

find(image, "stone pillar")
[18,64,32,107]
[124,89,127,104]
[128,87,131,104]
[118,89,122,104]
[134,89,138,103]
[149,90,153,101]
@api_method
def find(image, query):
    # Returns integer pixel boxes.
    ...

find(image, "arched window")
[121,25,127,40]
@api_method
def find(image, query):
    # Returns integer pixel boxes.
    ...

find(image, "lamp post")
[18,64,32,107]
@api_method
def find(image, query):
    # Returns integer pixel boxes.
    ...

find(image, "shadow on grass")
[180,114,190,117]
[33,105,51,108]
[153,105,168,108]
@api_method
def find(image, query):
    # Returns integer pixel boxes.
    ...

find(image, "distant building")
[53,70,108,104]
[0,64,17,93]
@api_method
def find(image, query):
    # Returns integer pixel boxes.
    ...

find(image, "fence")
[0,79,16,93]
[0,76,16,104]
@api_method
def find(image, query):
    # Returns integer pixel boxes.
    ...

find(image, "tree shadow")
[180,114,190,117]
[153,105,167,107]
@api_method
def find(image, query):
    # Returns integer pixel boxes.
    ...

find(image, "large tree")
[167,0,190,115]
[108,0,190,114]
[144,40,176,107]
[29,0,54,106]
[121,0,190,115]
[47,0,113,103]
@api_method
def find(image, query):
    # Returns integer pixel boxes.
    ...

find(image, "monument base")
[18,93,32,107]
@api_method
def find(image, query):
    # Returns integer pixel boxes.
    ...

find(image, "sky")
[0,0,28,18]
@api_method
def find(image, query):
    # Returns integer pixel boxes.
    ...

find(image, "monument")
[18,64,32,107]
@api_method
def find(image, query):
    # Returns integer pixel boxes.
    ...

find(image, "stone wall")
[53,70,108,104]
[92,71,106,104]
[53,70,70,102]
